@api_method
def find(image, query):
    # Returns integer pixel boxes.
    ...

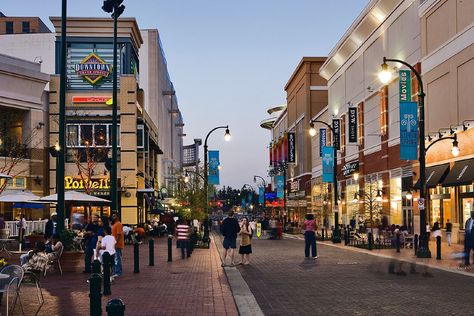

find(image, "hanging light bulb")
[184,172,189,183]
[352,192,359,203]
[309,122,317,137]
[376,190,383,202]
[378,60,392,84]
[224,127,231,142]
[451,136,460,157]
[353,172,359,181]
[406,190,413,200]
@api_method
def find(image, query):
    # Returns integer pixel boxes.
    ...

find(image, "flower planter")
[61,251,84,273]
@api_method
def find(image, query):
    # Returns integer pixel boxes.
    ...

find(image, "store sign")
[319,129,326,157]
[72,96,112,104]
[322,146,334,183]
[289,180,299,192]
[64,176,110,190]
[74,53,112,85]
[342,161,359,177]
[287,132,296,163]
[400,102,418,160]
[332,119,340,150]
[348,107,357,143]
[399,70,411,103]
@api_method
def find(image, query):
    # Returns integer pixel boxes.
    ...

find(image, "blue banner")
[322,146,334,183]
[400,102,418,160]
[247,191,252,203]
[276,175,284,198]
[319,128,327,157]
[241,198,246,210]
[208,150,220,185]
[259,187,264,204]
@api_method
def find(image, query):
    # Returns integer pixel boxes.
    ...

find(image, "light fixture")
[54,142,61,152]
[376,190,383,202]
[352,193,359,203]
[451,135,460,157]
[353,172,359,181]
[218,165,222,170]
[378,60,392,84]
[406,190,413,200]
[309,122,317,137]
[184,171,189,183]
[224,127,231,142]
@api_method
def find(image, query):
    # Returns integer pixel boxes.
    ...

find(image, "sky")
[1,0,369,189]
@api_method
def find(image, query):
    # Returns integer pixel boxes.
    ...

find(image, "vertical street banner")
[399,69,411,103]
[276,175,285,198]
[208,150,220,185]
[332,119,341,150]
[348,107,357,143]
[283,133,288,161]
[241,198,246,210]
[247,191,252,203]
[319,128,327,157]
[399,101,418,160]
[287,132,296,163]
[322,146,334,183]
[259,187,264,204]
[269,143,273,166]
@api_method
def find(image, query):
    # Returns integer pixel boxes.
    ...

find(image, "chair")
[21,258,48,316]
[0,265,24,316]
[44,246,64,276]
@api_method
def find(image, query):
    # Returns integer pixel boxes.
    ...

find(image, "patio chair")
[21,260,47,316]
[0,264,24,316]
[44,246,64,277]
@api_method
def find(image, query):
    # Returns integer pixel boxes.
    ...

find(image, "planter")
[61,251,84,273]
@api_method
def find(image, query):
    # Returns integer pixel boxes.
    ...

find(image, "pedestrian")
[238,217,252,265]
[96,226,116,281]
[44,212,58,240]
[432,221,442,241]
[83,214,99,273]
[303,213,317,259]
[176,219,191,259]
[17,214,27,249]
[111,212,124,278]
[220,210,240,267]
[426,222,431,241]
[445,219,452,246]
[464,211,474,266]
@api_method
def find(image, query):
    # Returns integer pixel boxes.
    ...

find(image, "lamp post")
[309,120,341,243]
[253,175,267,210]
[102,0,125,216]
[203,125,231,242]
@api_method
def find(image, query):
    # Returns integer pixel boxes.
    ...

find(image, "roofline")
[284,57,327,91]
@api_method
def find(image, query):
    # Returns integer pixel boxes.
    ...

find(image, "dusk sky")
[1,0,369,189]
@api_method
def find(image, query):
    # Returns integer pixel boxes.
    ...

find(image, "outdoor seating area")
[344,228,415,250]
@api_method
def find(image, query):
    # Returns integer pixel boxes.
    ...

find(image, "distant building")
[0,13,51,34]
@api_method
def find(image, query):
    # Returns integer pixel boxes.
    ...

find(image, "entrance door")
[402,196,413,233]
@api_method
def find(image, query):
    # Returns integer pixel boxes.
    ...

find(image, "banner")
[247,191,252,203]
[348,107,357,143]
[400,101,418,160]
[276,175,285,198]
[319,129,327,157]
[283,133,288,161]
[399,69,411,103]
[322,146,334,183]
[208,150,220,185]
[269,143,273,166]
[241,198,246,210]
[259,187,264,204]
[287,132,296,163]
[332,119,340,150]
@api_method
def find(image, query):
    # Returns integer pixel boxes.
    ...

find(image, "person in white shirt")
[96,226,116,270]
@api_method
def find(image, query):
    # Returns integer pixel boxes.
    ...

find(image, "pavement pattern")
[227,236,473,316]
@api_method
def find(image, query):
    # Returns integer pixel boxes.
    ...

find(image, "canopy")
[0,190,40,203]
[40,190,110,203]
[414,163,450,189]
[12,202,44,209]
[443,159,474,187]
[0,173,12,179]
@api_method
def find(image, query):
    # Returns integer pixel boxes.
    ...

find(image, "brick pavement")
[8,236,238,316]
[229,236,473,316]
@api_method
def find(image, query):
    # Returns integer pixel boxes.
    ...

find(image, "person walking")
[83,214,99,273]
[176,219,191,259]
[111,212,124,278]
[303,213,317,259]
[220,210,240,267]
[445,219,452,246]
[238,217,252,265]
[17,214,27,249]
[464,211,474,267]
[44,212,58,240]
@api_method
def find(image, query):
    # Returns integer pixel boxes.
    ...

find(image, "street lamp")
[253,175,267,208]
[203,125,231,242]
[102,0,125,215]
[309,119,341,243]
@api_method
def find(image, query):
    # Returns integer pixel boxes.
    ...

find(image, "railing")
[4,219,70,237]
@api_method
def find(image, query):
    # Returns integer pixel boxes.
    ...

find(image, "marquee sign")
[65,176,110,190]
[74,53,112,85]
[342,161,359,177]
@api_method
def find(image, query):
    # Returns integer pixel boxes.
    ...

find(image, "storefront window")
[80,125,93,146]
[346,181,359,224]
[390,177,402,225]
[94,125,107,146]
[67,125,79,146]
[461,198,473,228]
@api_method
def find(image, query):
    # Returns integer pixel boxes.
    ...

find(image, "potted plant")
[59,229,83,273]
[27,230,45,249]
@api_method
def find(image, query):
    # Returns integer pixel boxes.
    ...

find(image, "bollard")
[92,259,101,274]
[167,235,173,262]
[368,232,373,251]
[345,228,349,246]
[134,242,140,273]
[103,252,111,296]
[321,228,325,242]
[89,273,102,316]
[149,239,155,266]
[414,234,419,255]
[436,236,441,260]
[396,233,401,253]
[106,298,125,316]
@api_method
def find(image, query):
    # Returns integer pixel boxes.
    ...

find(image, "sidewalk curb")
[283,233,474,278]
[212,233,264,316]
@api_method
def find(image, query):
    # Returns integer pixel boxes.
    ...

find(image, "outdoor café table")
[0,273,8,280]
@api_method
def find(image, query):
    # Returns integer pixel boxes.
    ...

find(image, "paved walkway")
[8,236,238,316]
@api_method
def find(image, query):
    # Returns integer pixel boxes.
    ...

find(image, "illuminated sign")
[72,96,112,104]
[65,176,110,190]
[74,53,112,85]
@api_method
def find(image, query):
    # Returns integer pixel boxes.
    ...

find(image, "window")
[94,125,107,146]
[80,125,93,146]
[2,177,26,188]
[15,177,25,188]
[137,125,144,148]
[67,123,120,148]
[5,22,13,34]
[67,125,79,146]
[22,21,30,33]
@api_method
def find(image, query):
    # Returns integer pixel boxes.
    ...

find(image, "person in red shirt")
[175,219,191,259]
[111,213,124,277]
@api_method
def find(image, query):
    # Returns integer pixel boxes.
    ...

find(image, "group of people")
[220,211,253,267]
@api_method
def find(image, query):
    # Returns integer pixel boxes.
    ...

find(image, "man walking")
[220,210,240,267]
[44,212,58,240]
[83,214,99,273]
[111,212,124,277]
[176,219,191,259]
[464,211,474,267]
[445,219,452,246]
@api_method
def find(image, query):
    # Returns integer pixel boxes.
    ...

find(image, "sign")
[265,192,277,200]
[276,175,285,198]
[259,187,264,204]
[319,129,327,157]
[400,102,418,160]
[72,96,112,104]
[332,119,340,150]
[322,146,334,183]
[342,161,359,177]
[289,180,299,192]
[348,107,357,143]
[74,53,112,85]
[241,198,246,210]
[256,223,262,238]
[399,69,411,103]
[64,176,110,190]
[287,132,296,163]
[418,198,425,210]
[208,150,220,185]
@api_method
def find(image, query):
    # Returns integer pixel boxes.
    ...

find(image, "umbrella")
[0,190,40,203]
[40,190,110,203]
[0,173,12,179]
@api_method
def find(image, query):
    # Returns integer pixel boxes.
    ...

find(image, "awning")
[443,159,474,187]
[414,163,450,189]
[12,202,44,209]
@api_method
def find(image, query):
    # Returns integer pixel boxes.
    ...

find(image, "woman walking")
[239,217,253,265]
[304,214,318,259]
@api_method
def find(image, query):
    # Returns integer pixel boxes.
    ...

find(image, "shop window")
[80,125,93,146]
[390,177,402,225]
[461,198,473,227]
[5,22,13,34]
[137,125,144,148]
[67,125,79,146]
[94,125,107,146]
[3,177,26,188]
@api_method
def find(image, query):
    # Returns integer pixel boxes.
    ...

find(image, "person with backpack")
[220,210,240,267]
[238,217,253,265]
